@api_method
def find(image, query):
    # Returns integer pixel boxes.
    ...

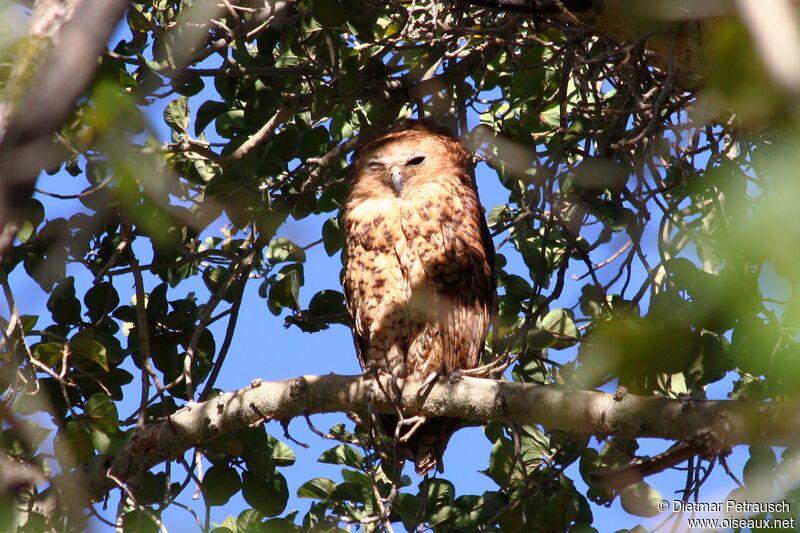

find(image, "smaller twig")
[35,175,114,200]
[106,472,168,533]
[280,419,310,449]
[226,107,292,163]
[300,136,359,194]
[192,449,203,501]
[719,454,745,488]
[180,231,263,400]
[93,226,131,284]
[572,240,632,281]
[127,238,158,427]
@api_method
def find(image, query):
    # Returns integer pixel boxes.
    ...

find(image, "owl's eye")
[406,155,426,166]
[368,160,384,171]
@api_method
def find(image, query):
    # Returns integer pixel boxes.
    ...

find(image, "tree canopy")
[2,0,800,531]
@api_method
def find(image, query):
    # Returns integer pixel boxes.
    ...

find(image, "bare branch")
[29,373,800,524]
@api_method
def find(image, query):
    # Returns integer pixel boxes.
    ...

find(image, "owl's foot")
[365,368,387,397]
[366,368,405,420]
[390,366,404,401]
[448,369,464,382]
[417,371,440,399]
[397,415,427,443]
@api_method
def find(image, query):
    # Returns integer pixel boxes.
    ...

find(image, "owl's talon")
[390,367,403,401]
[448,369,464,382]
[417,371,440,399]
[398,415,427,443]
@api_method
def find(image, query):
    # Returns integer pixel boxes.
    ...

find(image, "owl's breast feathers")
[343,169,494,379]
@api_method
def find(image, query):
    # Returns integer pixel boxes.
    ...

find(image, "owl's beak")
[390,166,404,194]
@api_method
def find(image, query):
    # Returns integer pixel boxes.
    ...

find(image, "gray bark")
[27,373,800,524]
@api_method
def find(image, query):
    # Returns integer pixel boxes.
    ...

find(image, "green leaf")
[164,96,189,133]
[17,314,38,334]
[54,423,93,468]
[137,471,168,505]
[579,284,606,318]
[300,126,330,159]
[267,238,306,264]
[244,444,276,479]
[308,290,346,317]
[241,471,289,517]
[318,443,364,469]
[31,342,65,367]
[203,465,242,506]
[541,308,579,349]
[146,283,169,323]
[122,509,160,533]
[743,446,777,489]
[85,393,119,433]
[24,198,45,229]
[261,518,300,533]
[321,217,344,256]
[271,128,301,160]
[421,478,455,514]
[47,277,82,325]
[620,482,662,517]
[236,508,265,532]
[330,481,369,504]
[579,447,602,478]
[452,492,506,528]
[730,315,774,376]
[216,109,246,138]
[394,492,422,531]
[487,204,512,229]
[173,73,204,96]
[270,437,296,466]
[286,289,347,332]
[512,355,547,383]
[525,326,556,350]
[484,436,515,487]
[539,102,561,127]
[501,273,531,301]
[428,505,457,528]
[267,268,301,315]
[69,331,109,371]
[297,477,336,499]
[90,428,128,454]
[16,220,34,243]
[84,282,120,322]
[202,266,238,302]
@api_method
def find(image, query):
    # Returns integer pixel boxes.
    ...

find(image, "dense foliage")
[2,0,800,531]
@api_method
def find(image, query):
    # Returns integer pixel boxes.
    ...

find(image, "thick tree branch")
[29,374,800,523]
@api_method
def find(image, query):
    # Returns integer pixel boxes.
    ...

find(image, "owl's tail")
[379,415,462,476]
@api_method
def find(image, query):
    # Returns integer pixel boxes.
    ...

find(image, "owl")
[342,119,496,475]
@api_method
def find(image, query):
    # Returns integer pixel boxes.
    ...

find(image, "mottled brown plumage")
[342,120,495,475]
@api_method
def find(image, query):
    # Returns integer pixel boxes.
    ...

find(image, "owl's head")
[349,120,472,195]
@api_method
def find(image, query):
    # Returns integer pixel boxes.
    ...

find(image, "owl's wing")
[401,170,496,374]
[342,220,370,371]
